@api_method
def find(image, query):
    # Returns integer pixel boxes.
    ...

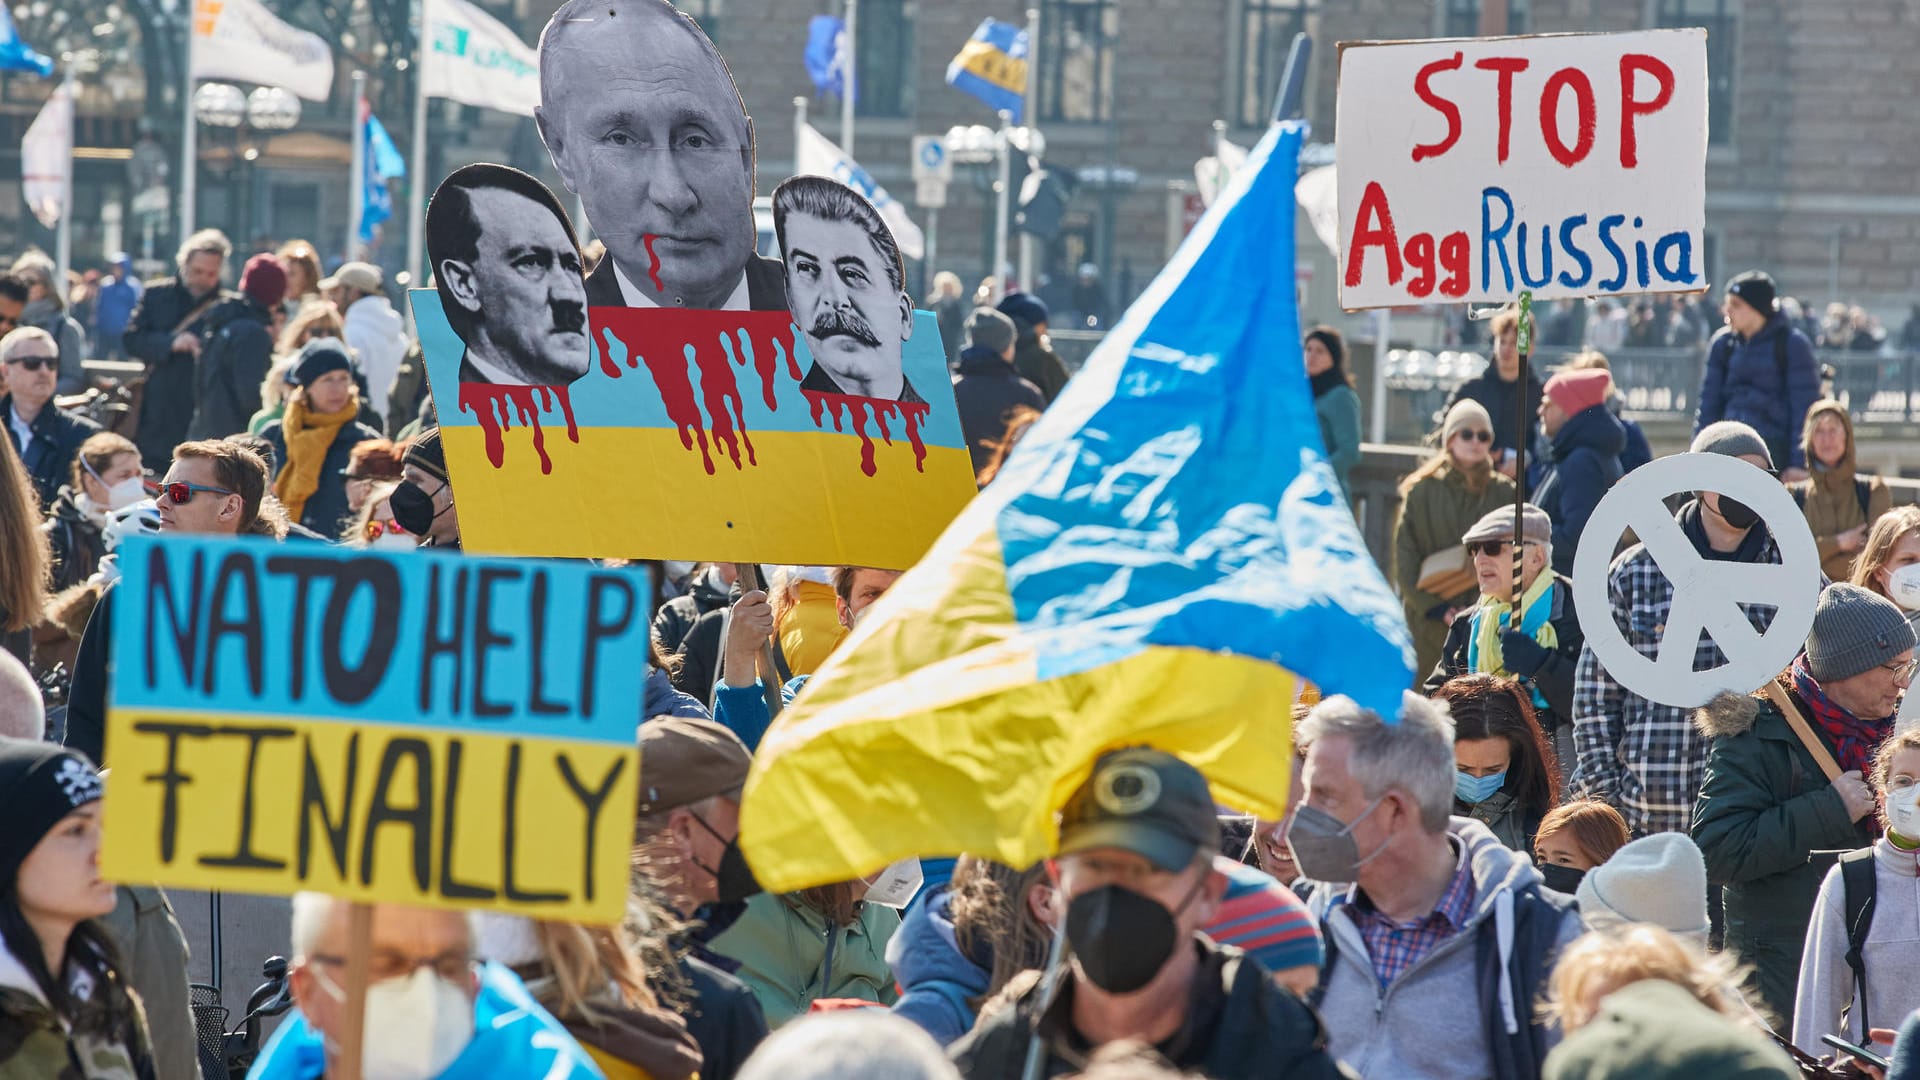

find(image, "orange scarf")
[273,391,358,523]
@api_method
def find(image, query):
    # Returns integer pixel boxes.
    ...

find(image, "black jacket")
[65,583,114,765]
[1424,574,1584,730]
[125,279,231,468]
[1012,331,1071,404]
[952,347,1045,475]
[261,416,384,539]
[584,254,788,311]
[1532,405,1627,577]
[188,296,277,441]
[680,956,768,1080]
[46,486,109,592]
[653,569,732,655]
[1446,364,1545,460]
[952,938,1351,1080]
[2,395,102,507]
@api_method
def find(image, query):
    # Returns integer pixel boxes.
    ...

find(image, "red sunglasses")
[363,518,408,542]
[163,481,235,505]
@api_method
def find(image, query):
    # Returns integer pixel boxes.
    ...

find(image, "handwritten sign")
[100,535,646,922]
[1336,30,1707,309]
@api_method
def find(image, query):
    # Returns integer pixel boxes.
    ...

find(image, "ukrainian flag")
[945,18,1028,123]
[739,121,1414,893]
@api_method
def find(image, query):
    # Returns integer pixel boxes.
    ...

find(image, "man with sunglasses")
[1693,583,1915,1026]
[1424,505,1585,773]
[2,326,102,506]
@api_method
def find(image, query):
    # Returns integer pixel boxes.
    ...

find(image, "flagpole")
[993,109,1011,302]
[1016,5,1038,294]
[349,69,366,261]
[54,79,73,295]
[793,95,807,175]
[839,0,856,159]
[406,0,429,288]
[180,15,197,241]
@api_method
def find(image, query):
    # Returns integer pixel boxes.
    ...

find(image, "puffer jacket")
[44,486,109,592]
[886,885,989,1046]
[1532,404,1627,577]
[1791,400,1890,582]
[1690,681,1876,1029]
[1695,312,1821,469]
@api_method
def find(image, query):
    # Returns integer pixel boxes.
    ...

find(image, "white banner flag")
[795,124,926,261]
[1294,163,1341,260]
[190,0,334,102]
[423,0,540,117]
[22,79,72,229]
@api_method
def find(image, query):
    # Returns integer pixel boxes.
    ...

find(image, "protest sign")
[100,535,647,922]
[1573,453,1821,708]
[1336,29,1707,310]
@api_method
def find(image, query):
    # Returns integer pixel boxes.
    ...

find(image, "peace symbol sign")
[1573,453,1822,709]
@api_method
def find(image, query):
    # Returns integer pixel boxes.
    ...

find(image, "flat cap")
[1462,504,1551,547]
[637,717,752,815]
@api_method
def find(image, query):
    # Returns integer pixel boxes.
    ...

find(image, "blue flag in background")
[0,5,53,77]
[360,112,405,242]
[946,18,1027,123]
[804,15,853,100]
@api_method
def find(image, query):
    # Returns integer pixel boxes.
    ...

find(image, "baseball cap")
[637,718,752,815]
[319,260,383,296]
[1058,747,1219,872]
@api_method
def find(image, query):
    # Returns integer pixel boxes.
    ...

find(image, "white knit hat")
[1575,832,1711,944]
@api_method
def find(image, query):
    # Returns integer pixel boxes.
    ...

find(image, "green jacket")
[0,947,157,1080]
[1315,384,1364,504]
[1392,466,1517,677]
[707,893,901,1028]
[1689,685,1874,1026]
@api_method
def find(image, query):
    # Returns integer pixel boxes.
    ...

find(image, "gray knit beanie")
[1689,420,1774,469]
[1806,583,1917,682]
[964,307,1017,355]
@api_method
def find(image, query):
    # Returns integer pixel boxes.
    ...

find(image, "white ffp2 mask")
[316,964,474,1080]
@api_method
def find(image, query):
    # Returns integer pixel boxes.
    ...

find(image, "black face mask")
[1065,879,1201,996]
[1712,493,1760,530]
[688,812,763,904]
[1539,862,1587,895]
[389,479,450,538]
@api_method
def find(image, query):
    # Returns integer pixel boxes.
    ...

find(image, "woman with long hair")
[1852,506,1920,630]
[276,240,324,315]
[1305,325,1363,503]
[1432,673,1560,854]
[0,441,49,666]
[44,432,144,593]
[259,339,382,537]
[1393,399,1518,675]
[0,741,157,1079]
[8,252,87,395]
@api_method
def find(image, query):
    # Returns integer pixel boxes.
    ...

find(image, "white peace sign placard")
[1573,453,1822,708]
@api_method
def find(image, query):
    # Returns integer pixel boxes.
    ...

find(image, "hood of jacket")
[1695,687,1771,740]
[21,296,66,326]
[0,936,48,1007]
[1451,815,1547,924]
[348,292,406,335]
[957,346,1018,377]
[1550,402,1628,461]
[1802,399,1858,480]
[885,885,989,999]
[644,668,709,720]
[204,294,274,334]
[248,961,603,1080]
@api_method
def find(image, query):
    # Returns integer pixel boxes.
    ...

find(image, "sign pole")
[349,70,366,261]
[406,0,430,288]
[993,110,1011,301]
[1370,308,1390,444]
[335,902,373,1080]
[1513,290,1532,604]
[733,564,786,720]
[839,0,857,159]
[1016,5,1039,293]
[180,18,197,242]
[793,96,807,176]
[925,205,939,284]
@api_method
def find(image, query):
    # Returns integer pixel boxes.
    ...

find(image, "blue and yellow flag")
[739,121,1414,893]
[945,18,1027,123]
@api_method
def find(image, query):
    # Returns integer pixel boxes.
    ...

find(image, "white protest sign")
[1335,30,1707,310]
[1573,454,1821,708]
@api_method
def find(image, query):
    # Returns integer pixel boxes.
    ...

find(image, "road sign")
[916,176,948,209]
[912,135,952,183]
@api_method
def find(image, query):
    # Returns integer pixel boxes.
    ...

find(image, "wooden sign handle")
[334,902,374,1080]
[733,563,786,720]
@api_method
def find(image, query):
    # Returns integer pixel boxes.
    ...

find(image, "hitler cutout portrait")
[775,175,921,403]
[535,0,787,312]
[426,163,591,386]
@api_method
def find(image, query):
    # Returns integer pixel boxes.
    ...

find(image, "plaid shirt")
[1571,530,1783,836]
[1345,841,1477,989]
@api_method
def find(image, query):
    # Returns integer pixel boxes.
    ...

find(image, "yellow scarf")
[1472,567,1559,678]
[273,391,358,523]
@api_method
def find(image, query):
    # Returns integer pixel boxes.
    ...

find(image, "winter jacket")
[1542,977,1798,1080]
[247,961,603,1080]
[706,892,901,1028]
[933,294,967,365]
[97,885,201,1080]
[679,956,767,1080]
[1393,466,1518,677]
[1455,790,1542,854]
[5,395,102,508]
[23,297,89,396]
[261,414,384,538]
[1426,574,1584,735]
[1607,393,1653,475]
[886,885,989,1046]
[952,346,1045,475]
[1316,383,1364,504]
[1532,404,1627,578]
[0,935,158,1080]
[652,568,732,655]
[1446,364,1545,460]
[93,271,141,345]
[1310,818,1584,1080]
[1792,401,1891,583]
[45,486,110,592]
[1791,838,1920,1057]
[1691,683,1876,1027]
[342,293,410,428]
[186,297,277,440]
[1011,330,1071,404]
[643,669,709,720]
[951,936,1351,1080]
[125,278,231,469]
[1695,313,1821,470]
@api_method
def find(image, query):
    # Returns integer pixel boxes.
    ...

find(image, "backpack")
[1838,846,1878,1035]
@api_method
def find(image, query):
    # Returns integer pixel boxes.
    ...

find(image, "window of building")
[1236,0,1313,128]
[1439,0,1529,37]
[1654,0,1735,144]
[855,0,913,118]
[1039,0,1117,123]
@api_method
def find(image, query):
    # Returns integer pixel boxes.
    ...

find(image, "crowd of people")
[8,226,1920,1080]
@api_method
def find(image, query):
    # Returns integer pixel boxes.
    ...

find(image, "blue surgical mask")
[1455,770,1507,805]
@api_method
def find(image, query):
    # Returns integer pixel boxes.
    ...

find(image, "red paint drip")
[457,382,580,476]
[801,391,931,477]
[642,234,666,292]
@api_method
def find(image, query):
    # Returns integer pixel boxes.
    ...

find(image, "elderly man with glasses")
[1425,504,1585,774]
[1,325,102,505]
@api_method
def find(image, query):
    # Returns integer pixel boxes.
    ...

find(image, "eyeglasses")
[1468,540,1536,558]
[1881,657,1920,682]
[363,518,407,542]
[5,356,53,372]
[163,481,235,505]
[1456,429,1494,444]
[308,950,473,984]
